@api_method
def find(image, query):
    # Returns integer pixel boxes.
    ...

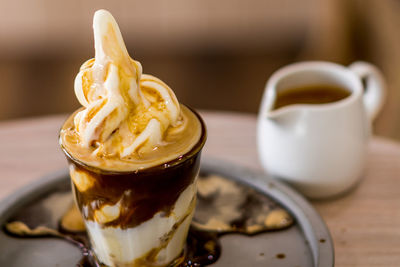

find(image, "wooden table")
[0,111,399,267]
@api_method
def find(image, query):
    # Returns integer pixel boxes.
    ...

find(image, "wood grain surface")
[0,112,399,266]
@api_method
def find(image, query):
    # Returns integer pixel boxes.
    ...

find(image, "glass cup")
[60,108,206,267]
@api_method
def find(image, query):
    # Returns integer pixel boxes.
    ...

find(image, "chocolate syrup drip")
[62,221,220,267]
[181,228,220,267]
[71,153,200,229]
[64,228,221,267]
[68,236,100,267]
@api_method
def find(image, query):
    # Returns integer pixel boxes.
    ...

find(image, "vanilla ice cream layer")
[85,182,196,266]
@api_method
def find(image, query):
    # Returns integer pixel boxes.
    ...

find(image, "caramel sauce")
[273,84,351,110]
[102,22,137,79]
[61,105,202,172]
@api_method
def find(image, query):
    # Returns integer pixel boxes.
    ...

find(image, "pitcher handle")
[349,61,386,121]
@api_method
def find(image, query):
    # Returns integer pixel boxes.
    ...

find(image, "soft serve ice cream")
[60,9,205,267]
[62,9,201,171]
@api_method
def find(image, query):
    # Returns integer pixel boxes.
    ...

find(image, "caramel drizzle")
[73,10,182,158]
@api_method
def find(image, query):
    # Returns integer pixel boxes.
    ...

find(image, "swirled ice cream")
[61,9,201,172]
[59,9,205,267]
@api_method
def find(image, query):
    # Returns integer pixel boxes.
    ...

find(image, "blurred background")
[0,0,399,139]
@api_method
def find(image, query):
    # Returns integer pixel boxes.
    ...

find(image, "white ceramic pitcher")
[257,61,385,199]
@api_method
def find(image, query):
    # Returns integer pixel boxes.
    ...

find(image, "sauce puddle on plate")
[3,174,294,266]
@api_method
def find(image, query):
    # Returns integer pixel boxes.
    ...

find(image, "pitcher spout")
[259,84,303,125]
[265,106,301,124]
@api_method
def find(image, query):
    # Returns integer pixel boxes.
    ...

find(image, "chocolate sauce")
[182,228,220,266]
[70,153,201,229]
[276,253,286,259]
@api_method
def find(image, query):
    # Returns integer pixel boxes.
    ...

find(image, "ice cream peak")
[73,10,181,158]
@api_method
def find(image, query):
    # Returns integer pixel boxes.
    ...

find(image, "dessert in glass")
[59,10,206,267]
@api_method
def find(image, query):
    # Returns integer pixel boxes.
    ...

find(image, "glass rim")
[59,105,207,175]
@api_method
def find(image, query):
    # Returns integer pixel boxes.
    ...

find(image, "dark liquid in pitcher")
[273,84,351,110]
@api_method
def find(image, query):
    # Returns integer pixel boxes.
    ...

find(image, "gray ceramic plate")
[0,158,334,267]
